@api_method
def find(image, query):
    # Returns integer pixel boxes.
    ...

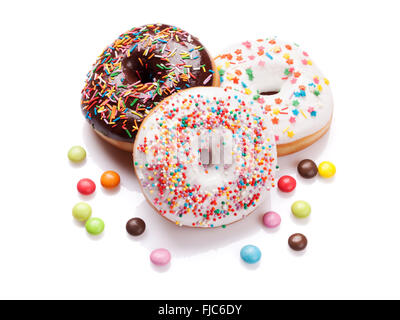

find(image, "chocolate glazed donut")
[81,23,219,152]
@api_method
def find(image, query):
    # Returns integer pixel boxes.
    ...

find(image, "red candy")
[278,175,296,193]
[77,178,96,195]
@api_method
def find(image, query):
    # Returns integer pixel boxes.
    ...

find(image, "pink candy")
[263,211,281,228]
[150,248,171,266]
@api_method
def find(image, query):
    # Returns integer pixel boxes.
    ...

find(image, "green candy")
[85,218,105,235]
[68,146,86,162]
[291,201,311,218]
[72,202,92,221]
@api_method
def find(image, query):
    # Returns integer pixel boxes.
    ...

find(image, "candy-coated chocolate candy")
[263,211,281,228]
[126,218,146,236]
[77,178,96,195]
[278,175,296,192]
[318,161,336,178]
[72,202,92,221]
[150,248,171,266]
[297,159,318,179]
[240,245,261,264]
[288,233,308,251]
[68,146,86,162]
[100,170,120,189]
[291,200,311,218]
[85,218,105,235]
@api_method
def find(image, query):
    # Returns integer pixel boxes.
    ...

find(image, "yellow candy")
[318,161,336,178]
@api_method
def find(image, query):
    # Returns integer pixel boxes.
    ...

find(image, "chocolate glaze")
[81,24,216,143]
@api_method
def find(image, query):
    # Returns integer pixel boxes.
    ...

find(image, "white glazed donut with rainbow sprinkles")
[134,87,277,228]
[215,38,333,156]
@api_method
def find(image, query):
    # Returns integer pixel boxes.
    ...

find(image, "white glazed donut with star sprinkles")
[134,87,277,228]
[215,38,333,156]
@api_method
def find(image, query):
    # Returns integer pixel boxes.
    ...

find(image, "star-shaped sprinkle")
[242,41,252,49]
[273,108,280,115]
[272,117,279,124]
[246,68,254,81]
[289,117,296,123]
[287,131,295,138]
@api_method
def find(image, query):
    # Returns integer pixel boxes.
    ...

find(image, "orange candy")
[100,170,120,189]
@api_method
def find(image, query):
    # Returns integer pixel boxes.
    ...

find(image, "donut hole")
[198,134,233,170]
[251,62,287,97]
[260,90,280,96]
[122,56,154,85]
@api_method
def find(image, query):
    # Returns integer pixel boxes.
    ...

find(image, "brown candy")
[126,218,146,236]
[288,233,308,251]
[297,159,318,179]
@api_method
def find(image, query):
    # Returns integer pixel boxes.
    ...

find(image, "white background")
[1,0,399,300]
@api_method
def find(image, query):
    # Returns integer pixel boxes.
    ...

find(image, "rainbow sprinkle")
[134,87,276,228]
[81,24,215,142]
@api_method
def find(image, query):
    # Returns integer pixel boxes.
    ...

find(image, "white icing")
[215,38,334,145]
[134,87,277,228]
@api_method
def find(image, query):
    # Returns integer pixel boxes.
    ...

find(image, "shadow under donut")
[135,192,273,258]
[81,123,141,193]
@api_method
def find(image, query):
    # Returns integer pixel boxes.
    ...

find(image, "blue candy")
[240,245,261,264]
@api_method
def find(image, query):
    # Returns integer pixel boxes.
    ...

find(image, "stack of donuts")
[81,23,333,228]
